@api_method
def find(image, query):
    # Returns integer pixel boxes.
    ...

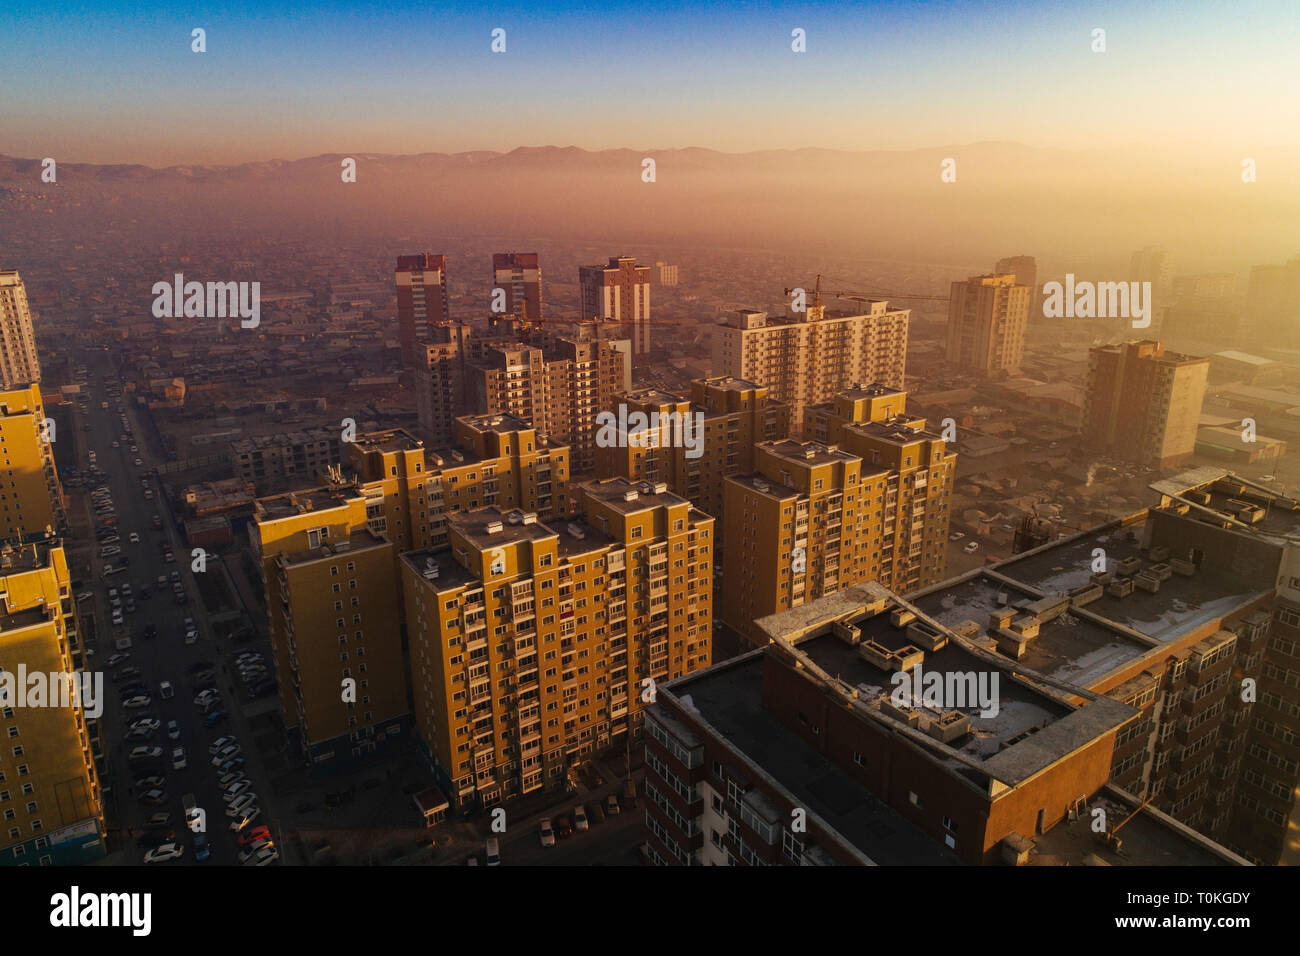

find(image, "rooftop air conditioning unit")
[486,520,504,535]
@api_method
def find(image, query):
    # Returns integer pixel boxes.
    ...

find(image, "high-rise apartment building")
[711,302,909,435]
[395,254,451,366]
[0,384,66,539]
[0,540,105,865]
[400,478,713,808]
[580,256,651,355]
[0,272,41,389]
[945,274,1030,375]
[415,326,625,472]
[655,262,679,286]
[470,339,626,474]
[1082,341,1208,468]
[492,253,542,324]
[723,386,955,645]
[1247,255,1300,344]
[994,256,1037,298]
[593,377,790,525]
[1131,245,1175,295]
[251,422,570,762]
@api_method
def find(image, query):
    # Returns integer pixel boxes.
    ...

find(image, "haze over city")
[0,0,1293,932]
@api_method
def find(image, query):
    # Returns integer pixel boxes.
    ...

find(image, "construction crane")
[782,274,951,308]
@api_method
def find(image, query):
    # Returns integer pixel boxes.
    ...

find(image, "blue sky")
[2,0,1296,164]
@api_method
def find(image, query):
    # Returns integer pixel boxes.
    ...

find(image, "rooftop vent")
[506,510,525,525]
[622,490,639,502]
[485,520,504,535]
[522,512,538,525]
[567,523,586,540]
[422,558,440,580]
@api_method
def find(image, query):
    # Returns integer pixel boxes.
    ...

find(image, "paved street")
[73,349,284,867]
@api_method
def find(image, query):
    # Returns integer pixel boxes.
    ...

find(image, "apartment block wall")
[945,274,1030,374]
[0,544,104,865]
[401,480,713,809]
[270,534,410,764]
[711,306,909,433]
[0,384,64,538]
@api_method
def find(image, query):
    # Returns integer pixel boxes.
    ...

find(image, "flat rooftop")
[759,439,857,467]
[448,507,557,550]
[1031,788,1245,866]
[844,417,941,445]
[582,477,693,514]
[254,486,355,522]
[1154,471,1300,541]
[349,428,424,454]
[278,528,387,567]
[914,571,1151,687]
[672,654,962,866]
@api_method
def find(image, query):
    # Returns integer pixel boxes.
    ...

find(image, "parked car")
[128,746,162,761]
[242,845,279,866]
[159,681,174,700]
[485,837,501,866]
[171,747,187,770]
[139,829,175,849]
[573,805,589,831]
[222,780,253,802]
[123,695,152,709]
[225,793,258,816]
[138,789,168,806]
[539,818,555,847]
[605,793,621,816]
[555,814,574,838]
[166,720,181,740]
[143,842,184,864]
[229,807,262,832]
[237,825,271,848]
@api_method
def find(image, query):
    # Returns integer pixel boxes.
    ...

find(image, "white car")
[539,818,555,847]
[208,736,237,755]
[123,694,151,709]
[573,805,589,831]
[167,720,181,740]
[144,842,184,864]
[111,610,124,626]
[171,746,187,770]
[128,745,162,760]
[963,541,980,554]
[128,532,140,543]
[159,681,174,700]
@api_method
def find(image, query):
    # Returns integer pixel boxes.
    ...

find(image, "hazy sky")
[3,0,1298,165]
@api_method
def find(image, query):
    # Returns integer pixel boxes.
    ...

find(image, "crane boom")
[783,274,950,306]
